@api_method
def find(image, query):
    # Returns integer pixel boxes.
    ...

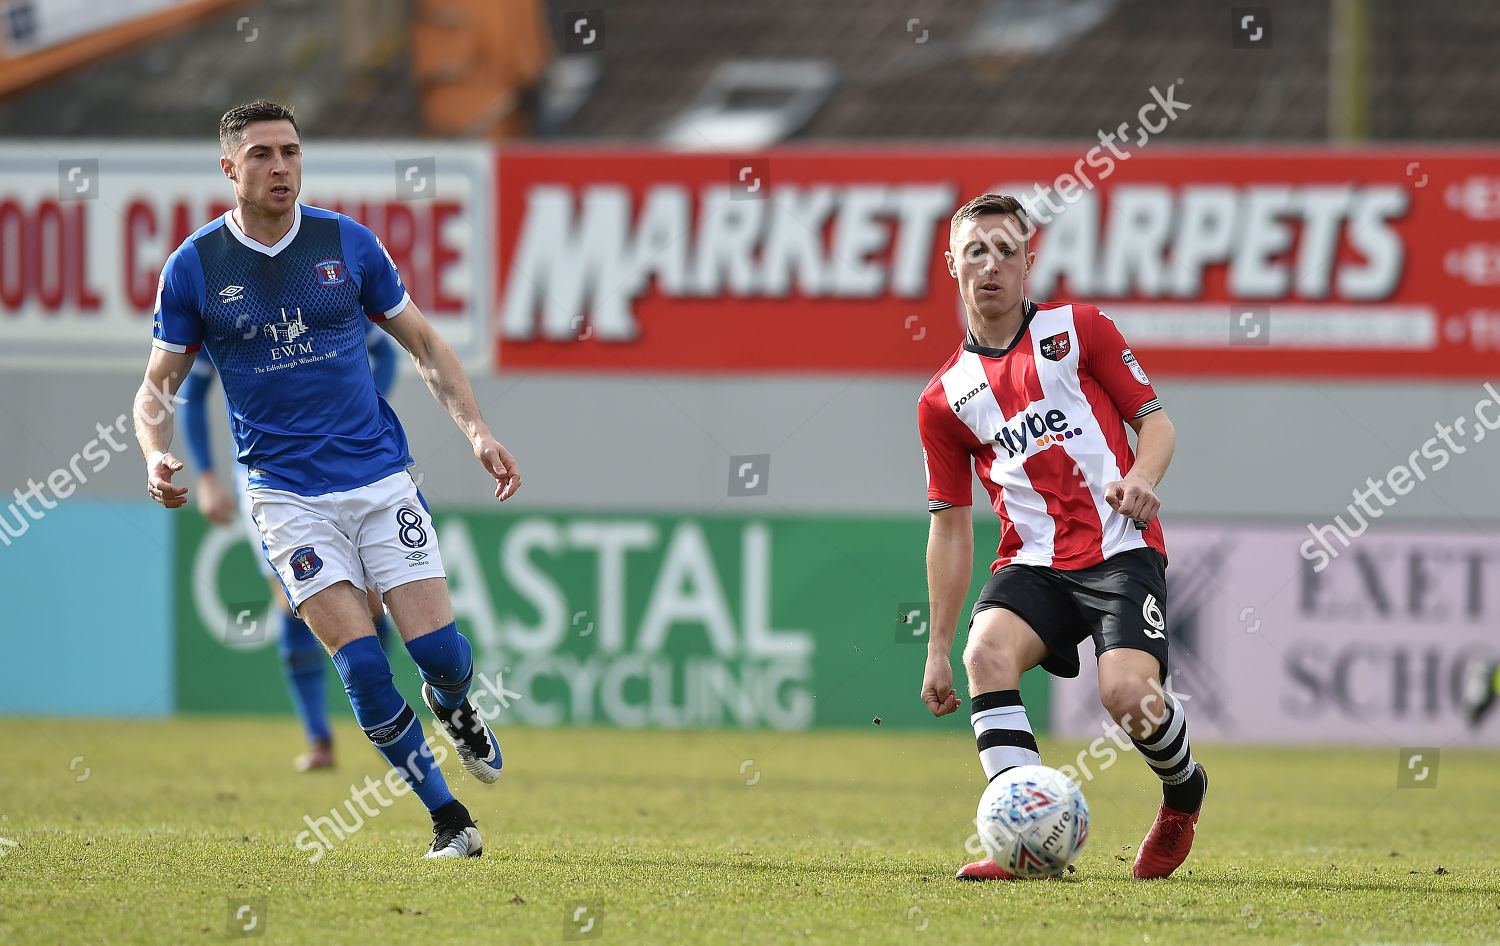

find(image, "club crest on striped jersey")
[314,258,347,286]
[1039,331,1071,361]
[1122,349,1150,384]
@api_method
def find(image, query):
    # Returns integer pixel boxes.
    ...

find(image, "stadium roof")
[0,0,1496,142]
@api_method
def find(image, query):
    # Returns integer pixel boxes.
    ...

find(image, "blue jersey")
[178,321,399,475]
[153,204,413,494]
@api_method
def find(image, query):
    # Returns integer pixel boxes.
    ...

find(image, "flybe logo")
[994,409,1085,458]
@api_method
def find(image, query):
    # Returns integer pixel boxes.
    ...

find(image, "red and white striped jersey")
[919,299,1168,571]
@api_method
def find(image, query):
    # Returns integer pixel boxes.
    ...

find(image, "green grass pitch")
[1,718,1494,945]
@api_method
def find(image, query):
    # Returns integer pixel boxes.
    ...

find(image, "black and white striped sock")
[1132,692,1202,808]
[970,689,1041,781]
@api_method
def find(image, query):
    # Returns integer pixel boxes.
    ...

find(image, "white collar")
[223,202,302,257]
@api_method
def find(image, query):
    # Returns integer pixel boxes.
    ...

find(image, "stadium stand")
[2,0,1497,142]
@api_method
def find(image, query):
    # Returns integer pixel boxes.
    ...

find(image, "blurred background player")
[1464,659,1500,726]
[179,329,399,772]
[918,194,1205,881]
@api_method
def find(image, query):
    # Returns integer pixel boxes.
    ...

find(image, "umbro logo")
[219,285,246,304]
[405,551,428,562]
[368,721,404,743]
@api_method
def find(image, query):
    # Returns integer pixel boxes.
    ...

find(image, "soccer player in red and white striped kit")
[918,194,1206,880]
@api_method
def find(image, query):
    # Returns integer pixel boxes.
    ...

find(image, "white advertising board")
[1051,521,1500,746]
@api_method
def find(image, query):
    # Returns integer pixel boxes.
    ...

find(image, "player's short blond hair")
[950,194,1032,253]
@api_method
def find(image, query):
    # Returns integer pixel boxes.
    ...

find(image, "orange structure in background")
[411,0,553,140]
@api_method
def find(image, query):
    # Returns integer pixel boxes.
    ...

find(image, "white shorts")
[249,470,447,611]
[233,464,273,578]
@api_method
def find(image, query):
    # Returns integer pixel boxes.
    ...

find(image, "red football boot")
[956,857,1020,881]
[1133,764,1208,879]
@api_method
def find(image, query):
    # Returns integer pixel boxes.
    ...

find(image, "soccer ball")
[975,765,1089,877]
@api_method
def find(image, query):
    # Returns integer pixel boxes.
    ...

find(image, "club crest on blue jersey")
[314,258,347,287]
[290,546,324,581]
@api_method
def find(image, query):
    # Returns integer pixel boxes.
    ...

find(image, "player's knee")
[330,637,395,697]
[406,622,472,688]
[962,636,1023,689]
[1098,679,1158,737]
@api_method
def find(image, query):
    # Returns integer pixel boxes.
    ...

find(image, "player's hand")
[473,433,521,501]
[196,472,233,525]
[921,655,963,717]
[146,451,189,509]
[1105,474,1160,522]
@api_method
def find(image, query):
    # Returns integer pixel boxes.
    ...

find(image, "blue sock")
[405,622,473,710]
[373,613,394,648]
[277,613,331,743]
[330,636,454,812]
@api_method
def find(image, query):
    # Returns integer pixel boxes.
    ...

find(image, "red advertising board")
[495,148,1500,377]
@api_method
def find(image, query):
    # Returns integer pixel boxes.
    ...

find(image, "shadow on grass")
[592,848,977,884]
[1177,873,1500,897]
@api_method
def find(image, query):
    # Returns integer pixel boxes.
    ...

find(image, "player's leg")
[366,586,394,648]
[963,607,1050,780]
[957,567,1080,881]
[1463,657,1500,726]
[350,472,502,784]
[963,566,1081,782]
[241,466,334,770]
[1078,549,1205,879]
[254,484,478,859]
[271,575,335,771]
[1097,647,1206,879]
[384,577,503,784]
[298,580,479,858]
[1096,649,1203,809]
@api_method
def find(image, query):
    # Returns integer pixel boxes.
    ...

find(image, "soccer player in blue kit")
[180,326,400,772]
[133,100,518,859]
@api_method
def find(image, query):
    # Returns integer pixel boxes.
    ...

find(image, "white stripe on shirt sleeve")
[371,290,413,321]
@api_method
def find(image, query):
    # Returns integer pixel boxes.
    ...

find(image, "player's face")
[225,120,302,213]
[945,214,1034,320]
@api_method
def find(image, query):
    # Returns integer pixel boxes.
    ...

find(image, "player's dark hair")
[951,193,1033,251]
[219,100,300,157]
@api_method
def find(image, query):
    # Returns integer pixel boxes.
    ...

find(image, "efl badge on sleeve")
[1040,332,1071,361]
[314,258,347,287]
[290,546,324,581]
[1123,349,1151,385]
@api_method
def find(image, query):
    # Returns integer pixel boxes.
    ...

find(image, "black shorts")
[969,548,1169,679]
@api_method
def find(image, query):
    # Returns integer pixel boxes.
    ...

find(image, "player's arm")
[917,392,977,717]
[924,504,973,717]
[1080,306,1173,523]
[138,244,205,510]
[133,346,197,508]
[379,300,520,501]
[1109,410,1175,521]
